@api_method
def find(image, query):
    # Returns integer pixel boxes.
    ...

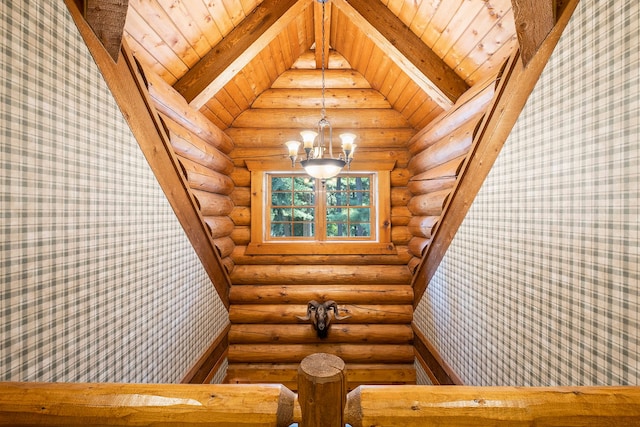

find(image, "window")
[268,174,374,241]
[246,160,395,255]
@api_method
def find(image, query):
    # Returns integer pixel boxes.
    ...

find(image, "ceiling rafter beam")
[332,0,469,109]
[83,0,129,62]
[174,0,313,109]
[512,0,556,66]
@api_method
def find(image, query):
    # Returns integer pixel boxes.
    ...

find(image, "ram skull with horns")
[297,300,351,338]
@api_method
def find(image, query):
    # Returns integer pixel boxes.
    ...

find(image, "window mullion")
[316,180,327,241]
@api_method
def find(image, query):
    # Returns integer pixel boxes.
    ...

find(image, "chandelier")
[285,0,356,180]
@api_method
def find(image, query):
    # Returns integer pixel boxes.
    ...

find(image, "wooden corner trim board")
[412,322,463,385]
[181,323,230,384]
[64,0,232,307]
[411,0,581,307]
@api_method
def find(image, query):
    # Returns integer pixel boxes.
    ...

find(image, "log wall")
[404,74,500,270]
[144,67,238,273]
[223,55,417,388]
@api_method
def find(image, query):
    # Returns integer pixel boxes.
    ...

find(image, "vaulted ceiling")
[123,0,517,136]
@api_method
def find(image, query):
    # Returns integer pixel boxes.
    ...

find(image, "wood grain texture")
[84,0,128,62]
[412,0,581,306]
[0,382,295,427]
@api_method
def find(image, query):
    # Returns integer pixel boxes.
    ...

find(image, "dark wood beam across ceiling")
[512,0,556,66]
[83,0,129,62]
[333,0,469,109]
[173,0,313,109]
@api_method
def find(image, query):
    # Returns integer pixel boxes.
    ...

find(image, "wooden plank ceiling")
[123,0,517,133]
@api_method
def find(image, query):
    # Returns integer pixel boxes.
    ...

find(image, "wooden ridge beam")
[173,0,313,109]
[332,0,469,108]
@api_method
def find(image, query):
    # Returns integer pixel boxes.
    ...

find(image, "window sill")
[246,242,397,255]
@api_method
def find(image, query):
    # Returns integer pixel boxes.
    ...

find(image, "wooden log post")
[298,353,347,427]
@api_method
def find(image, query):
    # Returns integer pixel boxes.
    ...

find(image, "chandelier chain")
[320,0,326,120]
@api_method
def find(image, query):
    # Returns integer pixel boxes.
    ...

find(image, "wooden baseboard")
[412,322,463,385]
[181,323,230,384]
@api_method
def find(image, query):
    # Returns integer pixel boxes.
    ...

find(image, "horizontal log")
[408,216,439,238]
[161,114,234,175]
[228,304,413,324]
[227,344,415,364]
[191,189,234,216]
[203,216,235,240]
[213,236,235,259]
[408,120,479,174]
[226,364,416,390]
[252,88,391,109]
[230,245,412,265]
[229,167,250,187]
[271,69,371,89]
[228,324,413,344]
[229,284,413,304]
[221,256,235,274]
[408,237,430,258]
[144,66,234,154]
[346,386,640,427]
[390,168,410,187]
[391,187,412,207]
[230,206,251,226]
[407,189,451,216]
[229,148,410,167]
[0,382,294,426]
[230,265,412,285]
[230,226,251,245]
[391,206,412,226]
[178,156,235,195]
[407,256,421,274]
[408,176,456,195]
[225,128,416,148]
[408,82,494,154]
[391,226,412,245]
[410,155,465,181]
[291,50,350,69]
[230,187,251,206]
[232,108,410,129]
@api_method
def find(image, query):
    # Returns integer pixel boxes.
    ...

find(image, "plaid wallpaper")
[415,1,640,386]
[0,2,228,382]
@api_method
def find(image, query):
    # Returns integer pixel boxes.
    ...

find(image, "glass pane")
[293,222,314,237]
[294,176,315,191]
[327,208,347,222]
[271,176,292,191]
[270,222,288,237]
[324,177,338,191]
[349,191,369,206]
[294,192,314,206]
[349,208,370,222]
[326,222,348,237]
[271,208,291,222]
[350,223,370,237]
[328,192,347,206]
[293,208,314,221]
[351,176,370,190]
[272,192,291,206]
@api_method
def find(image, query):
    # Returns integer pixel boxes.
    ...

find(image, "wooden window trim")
[246,159,396,255]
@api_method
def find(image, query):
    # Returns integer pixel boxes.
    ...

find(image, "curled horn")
[324,300,351,320]
[296,300,320,321]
